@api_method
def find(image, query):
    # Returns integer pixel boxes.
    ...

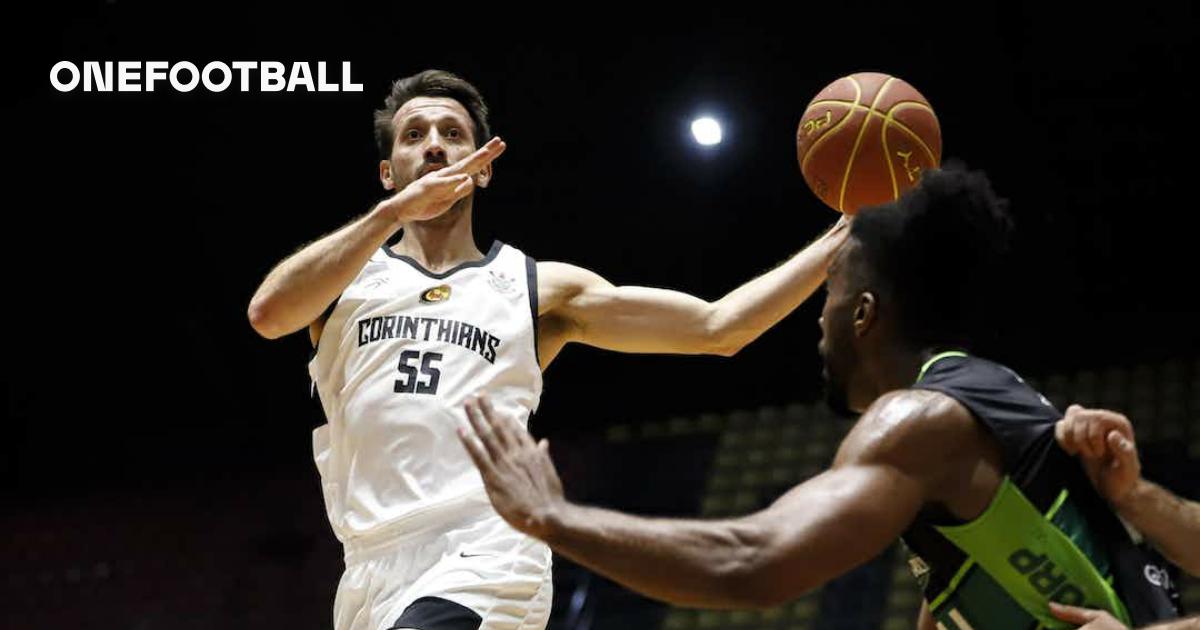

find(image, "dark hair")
[373,70,491,159]
[849,164,1014,348]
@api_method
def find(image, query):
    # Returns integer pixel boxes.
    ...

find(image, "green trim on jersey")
[929,558,975,610]
[934,568,1033,630]
[917,351,969,383]
[1046,489,1069,520]
[933,478,1132,628]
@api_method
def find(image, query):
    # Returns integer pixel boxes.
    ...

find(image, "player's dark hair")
[849,164,1014,348]
[373,70,491,159]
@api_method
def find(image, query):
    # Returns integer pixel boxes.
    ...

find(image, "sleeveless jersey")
[308,241,541,541]
[901,352,1181,629]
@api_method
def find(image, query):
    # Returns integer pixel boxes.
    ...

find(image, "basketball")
[796,72,942,214]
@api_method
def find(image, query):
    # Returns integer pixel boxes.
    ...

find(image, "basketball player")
[247,70,848,630]
[461,167,1187,629]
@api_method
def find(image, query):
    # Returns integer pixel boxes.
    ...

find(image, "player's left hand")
[459,395,566,539]
[1049,602,1128,629]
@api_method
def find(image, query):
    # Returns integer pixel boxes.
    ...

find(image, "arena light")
[691,117,722,146]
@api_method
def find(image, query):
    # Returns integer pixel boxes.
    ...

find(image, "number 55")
[394,351,443,395]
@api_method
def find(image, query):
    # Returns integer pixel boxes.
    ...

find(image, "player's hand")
[1049,602,1128,629]
[382,137,507,223]
[826,214,852,239]
[458,394,565,539]
[1054,405,1141,507]
[817,214,854,270]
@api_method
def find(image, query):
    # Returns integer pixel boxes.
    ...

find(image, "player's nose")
[423,130,447,163]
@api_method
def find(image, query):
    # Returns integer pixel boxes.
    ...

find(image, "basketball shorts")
[333,508,553,630]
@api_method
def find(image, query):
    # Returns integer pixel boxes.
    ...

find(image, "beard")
[821,363,856,418]
[407,195,470,229]
[431,196,470,223]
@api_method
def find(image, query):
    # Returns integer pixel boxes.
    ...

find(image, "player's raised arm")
[247,138,505,340]
[534,217,848,360]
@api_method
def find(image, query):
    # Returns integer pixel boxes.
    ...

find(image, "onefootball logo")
[50,60,363,93]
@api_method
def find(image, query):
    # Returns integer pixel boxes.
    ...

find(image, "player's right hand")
[382,137,508,223]
[1054,405,1141,507]
[459,394,566,540]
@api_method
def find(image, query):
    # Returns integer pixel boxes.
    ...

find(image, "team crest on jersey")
[488,270,517,295]
[419,284,452,304]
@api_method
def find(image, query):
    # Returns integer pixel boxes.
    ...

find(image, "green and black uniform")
[902,352,1181,629]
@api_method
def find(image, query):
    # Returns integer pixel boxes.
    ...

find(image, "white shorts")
[333,508,553,630]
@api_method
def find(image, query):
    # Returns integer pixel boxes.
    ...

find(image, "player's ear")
[380,160,395,190]
[852,292,877,336]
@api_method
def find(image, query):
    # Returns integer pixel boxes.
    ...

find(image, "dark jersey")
[900,352,1180,629]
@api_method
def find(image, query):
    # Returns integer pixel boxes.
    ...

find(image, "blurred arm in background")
[1055,405,1200,576]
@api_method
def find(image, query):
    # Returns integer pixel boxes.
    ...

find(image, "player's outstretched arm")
[1050,603,1200,629]
[535,217,849,358]
[458,390,951,609]
[1056,405,1200,576]
[247,138,506,341]
[1114,480,1200,576]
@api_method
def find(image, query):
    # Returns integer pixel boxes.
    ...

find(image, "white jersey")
[309,241,542,542]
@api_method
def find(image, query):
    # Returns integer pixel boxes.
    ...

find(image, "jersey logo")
[364,276,390,290]
[1144,564,1173,590]
[908,554,931,580]
[1009,548,1090,606]
[419,284,452,304]
[488,270,517,295]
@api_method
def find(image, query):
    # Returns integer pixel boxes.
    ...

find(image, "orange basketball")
[796,72,942,214]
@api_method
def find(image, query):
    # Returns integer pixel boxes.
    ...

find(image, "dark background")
[4,3,1196,628]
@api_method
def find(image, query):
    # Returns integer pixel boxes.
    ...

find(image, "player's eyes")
[447,128,461,139]
[405,129,422,140]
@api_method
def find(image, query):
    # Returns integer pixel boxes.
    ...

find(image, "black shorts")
[389,596,481,630]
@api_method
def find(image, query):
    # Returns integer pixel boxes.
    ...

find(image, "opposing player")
[461,167,1184,629]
